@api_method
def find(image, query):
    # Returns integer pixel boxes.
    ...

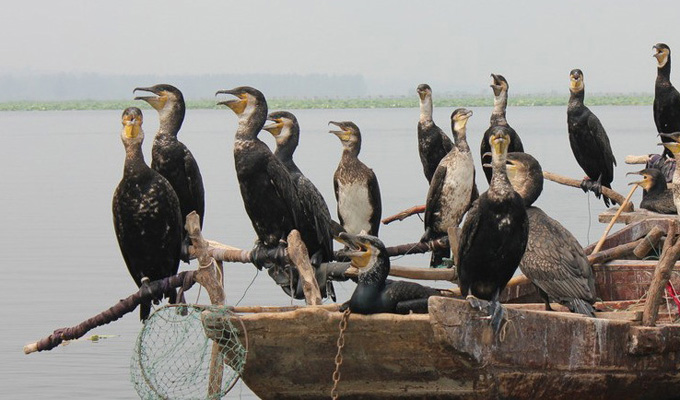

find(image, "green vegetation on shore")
[0,94,654,111]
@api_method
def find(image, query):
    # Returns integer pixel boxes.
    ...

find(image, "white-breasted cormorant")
[263,110,336,299]
[458,130,529,332]
[134,84,205,262]
[506,152,597,317]
[112,107,183,321]
[627,168,677,214]
[567,69,617,207]
[337,232,440,314]
[653,43,680,159]
[417,84,454,183]
[217,86,304,296]
[330,121,382,236]
[481,74,524,183]
[422,108,476,267]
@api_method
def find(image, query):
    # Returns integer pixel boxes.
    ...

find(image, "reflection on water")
[0,106,658,399]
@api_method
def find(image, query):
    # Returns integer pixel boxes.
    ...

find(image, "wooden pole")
[643,221,680,326]
[382,204,426,225]
[185,212,225,397]
[287,230,322,305]
[633,226,666,259]
[591,184,639,254]
[542,171,634,211]
[587,239,644,265]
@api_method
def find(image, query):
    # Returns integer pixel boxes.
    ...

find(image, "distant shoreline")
[0,94,654,111]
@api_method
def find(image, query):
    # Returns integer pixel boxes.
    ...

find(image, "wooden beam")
[643,221,680,326]
[543,170,633,211]
[287,230,322,306]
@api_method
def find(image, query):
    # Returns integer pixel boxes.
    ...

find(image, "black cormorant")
[416,84,454,183]
[458,130,529,332]
[567,69,617,207]
[217,86,304,296]
[337,232,440,314]
[134,84,205,262]
[330,121,382,236]
[506,152,597,317]
[481,74,524,183]
[263,110,336,299]
[422,108,475,267]
[112,107,183,321]
[627,168,677,214]
[653,43,680,158]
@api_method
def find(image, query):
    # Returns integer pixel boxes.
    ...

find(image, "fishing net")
[130,305,247,400]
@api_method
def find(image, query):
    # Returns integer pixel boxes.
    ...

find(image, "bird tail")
[564,298,596,317]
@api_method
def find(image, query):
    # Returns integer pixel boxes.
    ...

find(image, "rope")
[331,308,351,400]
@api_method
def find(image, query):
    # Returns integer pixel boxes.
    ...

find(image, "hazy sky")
[3,1,680,95]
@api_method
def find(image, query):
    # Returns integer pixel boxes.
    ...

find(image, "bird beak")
[263,118,283,136]
[328,121,350,141]
[216,89,247,115]
[133,87,165,110]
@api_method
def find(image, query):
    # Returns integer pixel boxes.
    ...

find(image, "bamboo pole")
[591,184,639,254]
[542,171,634,211]
[643,221,680,326]
[382,204,426,225]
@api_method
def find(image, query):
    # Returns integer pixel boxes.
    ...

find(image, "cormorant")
[217,86,304,296]
[505,152,597,317]
[263,110,336,299]
[653,43,680,158]
[330,121,382,236]
[134,84,205,262]
[481,74,524,183]
[416,83,454,183]
[112,107,183,321]
[422,108,475,267]
[458,130,529,332]
[567,69,617,207]
[627,168,677,214]
[337,232,440,314]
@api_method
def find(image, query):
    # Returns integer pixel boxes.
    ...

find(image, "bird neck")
[123,142,147,176]
[235,105,268,141]
[453,126,470,152]
[419,96,434,123]
[274,148,300,175]
[342,143,361,159]
[569,90,585,107]
[657,58,672,85]
[157,104,185,136]
[489,157,513,199]
[491,92,508,125]
[357,257,389,289]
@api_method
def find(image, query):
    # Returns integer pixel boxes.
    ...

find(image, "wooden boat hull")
[205,297,680,399]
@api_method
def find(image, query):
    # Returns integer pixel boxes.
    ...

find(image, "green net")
[130,305,247,399]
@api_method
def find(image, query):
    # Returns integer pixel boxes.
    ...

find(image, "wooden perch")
[186,211,225,306]
[542,170,634,211]
[24,271,196,354]
[643,221,680,326]
[287,230,322,305]
[591,184,639,254]
[625,155,652,165]
[382,204,426,225]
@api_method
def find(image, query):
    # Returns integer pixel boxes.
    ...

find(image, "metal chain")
[331,308,351,400]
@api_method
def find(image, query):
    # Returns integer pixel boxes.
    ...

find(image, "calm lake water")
[1,105,659,399]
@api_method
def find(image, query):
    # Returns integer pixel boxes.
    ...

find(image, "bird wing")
[367,169,382,236]
[297,175,334,259]
[266,156,302,230]
[423,162,447,235]
[182,146,206,224]
[521,208,596,302]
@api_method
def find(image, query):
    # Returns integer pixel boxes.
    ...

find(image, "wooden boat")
[203,215,680,399]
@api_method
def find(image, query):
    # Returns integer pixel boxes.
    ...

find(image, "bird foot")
[488,300,507,335]
[466,295,487,311]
